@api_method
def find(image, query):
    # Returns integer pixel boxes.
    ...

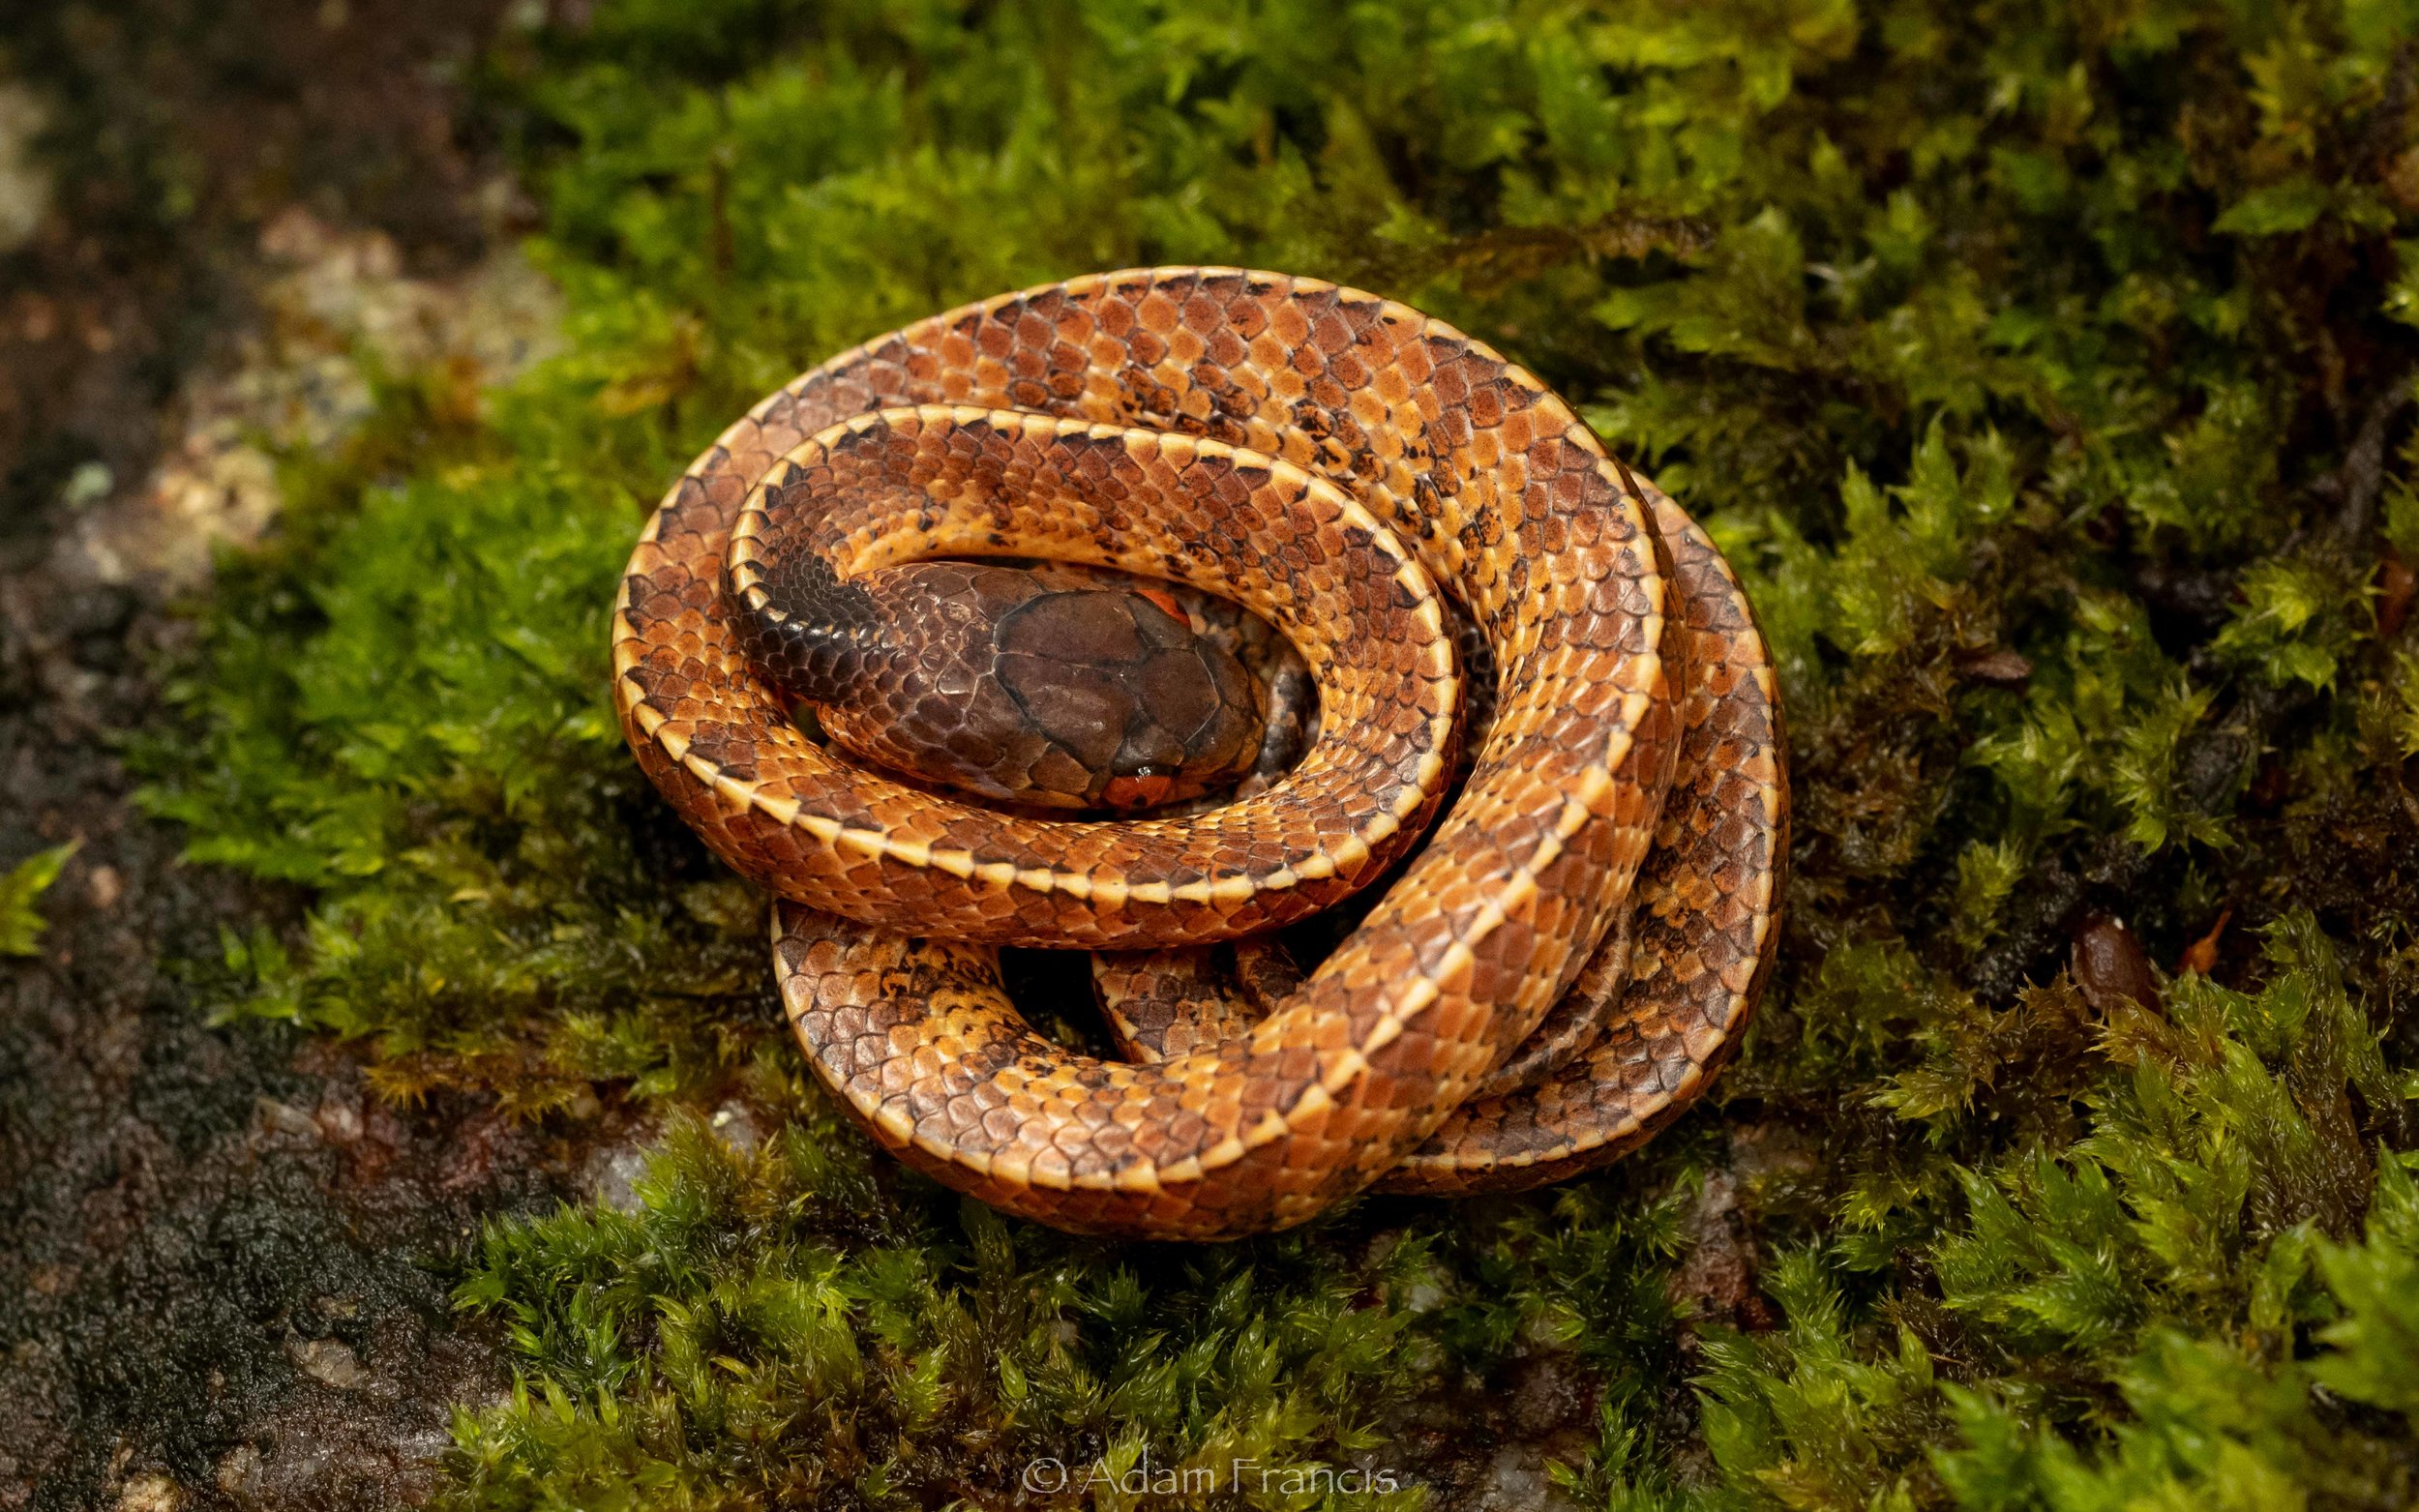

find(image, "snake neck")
[725,548,886,705]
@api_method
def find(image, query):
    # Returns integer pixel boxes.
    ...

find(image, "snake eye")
[1101,770,1178,809]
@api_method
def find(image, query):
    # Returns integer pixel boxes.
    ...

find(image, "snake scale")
[613,267,1787,1240]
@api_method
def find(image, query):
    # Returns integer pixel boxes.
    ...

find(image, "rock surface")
[0,3,581,1506]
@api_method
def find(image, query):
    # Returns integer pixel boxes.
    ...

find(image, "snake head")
[741,558,1268,811]
[986,579,1267,808]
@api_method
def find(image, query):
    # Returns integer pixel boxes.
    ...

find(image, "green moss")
[439,1100,1432,1507]
[138,0,2419,1503]
[0,840,77,958]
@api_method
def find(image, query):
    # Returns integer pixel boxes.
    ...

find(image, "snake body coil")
[613,268,1787,1239]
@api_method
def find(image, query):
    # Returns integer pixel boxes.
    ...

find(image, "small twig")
[2330,366,2417,550]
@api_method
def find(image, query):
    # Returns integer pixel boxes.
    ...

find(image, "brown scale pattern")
[1376,494,1788,1195]
[613,268,1789,1238]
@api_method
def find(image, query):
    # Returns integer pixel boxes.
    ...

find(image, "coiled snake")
[612,268,1787,1240]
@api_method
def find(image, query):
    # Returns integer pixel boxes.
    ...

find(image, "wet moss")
[140,0,2419,1504]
